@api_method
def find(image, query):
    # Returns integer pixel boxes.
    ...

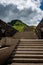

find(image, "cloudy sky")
[0,0,43,26]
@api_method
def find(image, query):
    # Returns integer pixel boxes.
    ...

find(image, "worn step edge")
[15,49,43,51]
[20,39,43,42]
[17,46,43,48]
[18,45,43,46]
[14,51,43,54]
[11,54,43,58]
[7,63,43,65]
[12,58,43,63]
[19,44,43,45]
[20,42,43,44]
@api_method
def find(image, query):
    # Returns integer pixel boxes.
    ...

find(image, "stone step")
[19,44,43,46]
[20,42,43,44]
[12,58,43,63]
[15,48,43,51]
[18,46,43,47]
[20,39,43,42]
[17,46,43,48]
[6,63,43,65]
[19,43,43,45]
[19,43,43,46]
[11,54,43,58]
[13,50,43,54]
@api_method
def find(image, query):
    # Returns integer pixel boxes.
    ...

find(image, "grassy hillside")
[8,20,28,32]
[8,20,36,32]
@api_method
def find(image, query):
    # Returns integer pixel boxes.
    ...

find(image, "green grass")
[8,20,36,32]
[13,26,23,32]
[13,24,27,32]
[8,20,28,32]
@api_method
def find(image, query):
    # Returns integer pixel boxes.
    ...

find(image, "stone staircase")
[6,39,43,65]
[13,31,38,39]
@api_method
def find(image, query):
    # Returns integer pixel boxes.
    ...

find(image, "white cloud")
[0,0,43,26]
[0,0,42,10]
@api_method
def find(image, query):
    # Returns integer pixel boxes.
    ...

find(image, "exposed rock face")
[0,20,18,39]
[36,19,43,39]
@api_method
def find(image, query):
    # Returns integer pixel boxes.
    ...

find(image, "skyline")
[0,0,43,26]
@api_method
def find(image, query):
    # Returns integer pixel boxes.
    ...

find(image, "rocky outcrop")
[0,20,18,38]
[35,19,43,39]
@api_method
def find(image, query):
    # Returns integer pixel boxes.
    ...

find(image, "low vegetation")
[8,20,28,32]
[8,20,36,32]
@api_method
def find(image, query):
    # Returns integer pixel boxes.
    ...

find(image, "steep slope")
[8,20,28,32]
[8,20,36,32]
